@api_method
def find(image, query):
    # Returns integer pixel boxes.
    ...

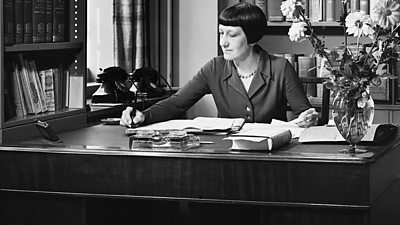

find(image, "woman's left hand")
[295,108,318,127]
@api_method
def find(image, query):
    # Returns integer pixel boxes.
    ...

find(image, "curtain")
[113,0,150,73]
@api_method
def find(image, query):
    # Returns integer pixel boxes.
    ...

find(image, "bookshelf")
[218,0,400,124]
[0,0,87,143]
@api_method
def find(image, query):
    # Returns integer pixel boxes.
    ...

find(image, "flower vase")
[331,87,375,154]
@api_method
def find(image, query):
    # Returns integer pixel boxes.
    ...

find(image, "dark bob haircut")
[218,2,267,44]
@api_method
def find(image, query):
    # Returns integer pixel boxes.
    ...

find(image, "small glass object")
[129,130,200,150]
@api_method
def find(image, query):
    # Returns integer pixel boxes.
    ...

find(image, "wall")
[87,0,219,118]
[87,0,114,82]
[177,0,218,118]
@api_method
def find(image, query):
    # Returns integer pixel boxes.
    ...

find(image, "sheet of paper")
[131,119,193,131]
[270,119,305,138]
[129,117,244,132]
[298,124,380,142]
[192,117,244,131]
[233,123,289,137]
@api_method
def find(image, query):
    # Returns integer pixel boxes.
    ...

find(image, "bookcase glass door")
[0,0,87,144]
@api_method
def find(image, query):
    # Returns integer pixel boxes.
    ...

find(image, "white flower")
[288,22,307,41]
[372,0,400,29]
[281,0,303,19]
[345,11,375,37]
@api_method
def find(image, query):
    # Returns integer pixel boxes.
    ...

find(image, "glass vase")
[331,87,375,154]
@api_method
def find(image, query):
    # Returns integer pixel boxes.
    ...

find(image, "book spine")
[350,0,360,12]
[17,54,35,114]
[360,0,369,13]
[52,68,60,110]
[310,0,321,22]
[13,63,28,116]
[269,129,292,151]
[25,60,45,113]
[254,0,267,18]
[267,0,284,21]
[15,0,25,44]
[29,61,48,112]
[24,0,33,43]
[334,0,342,21]
[325,0,335,22]
[53,0,66,42]
[4,0,15,45]
[32,0,47,43]
[11,71,25,117]
[298,56,317,97]
[43,69,56,111]
[242,0,255,4]
[45,0,53,42]
[303,0,309,19]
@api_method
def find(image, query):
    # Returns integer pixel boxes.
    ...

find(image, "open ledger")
[126,117,245,134]
[224,123,292,151]
[298,124,398,143]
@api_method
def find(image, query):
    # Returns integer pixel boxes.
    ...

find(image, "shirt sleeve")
[141,59,215,125]
[283,59,312,115]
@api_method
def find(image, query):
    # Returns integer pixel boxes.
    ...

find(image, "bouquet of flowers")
[280,0,400,108]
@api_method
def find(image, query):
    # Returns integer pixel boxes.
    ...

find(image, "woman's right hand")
[120,106,145,127]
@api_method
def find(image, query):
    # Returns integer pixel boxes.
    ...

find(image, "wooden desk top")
[4,123,400,164]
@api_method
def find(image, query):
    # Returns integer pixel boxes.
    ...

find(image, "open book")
[224,123,292,151]
[126,117,245,134]
[298,124,398,144]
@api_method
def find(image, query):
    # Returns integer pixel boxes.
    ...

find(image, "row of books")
[275,48,391,102]
[8,54,69,118]
[4,0,66,46]
[247,0,381,23]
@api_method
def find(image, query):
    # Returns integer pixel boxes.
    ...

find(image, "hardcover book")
[15,0,25,44]
[52,0,65,42]
[4,0,15,45]
[297,56,317,97]
[267,0,284,21]
[224,123,292,151]
[45,0,53,42]
[32,0,46,43]
[24,0,33,43]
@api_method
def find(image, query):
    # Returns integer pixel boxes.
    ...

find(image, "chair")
[299,77,331,125]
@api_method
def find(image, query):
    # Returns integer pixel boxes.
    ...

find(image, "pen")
[130,106,139,128]
[200,141,214,144]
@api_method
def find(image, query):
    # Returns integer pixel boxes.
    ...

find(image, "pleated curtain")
[113,0,150,73]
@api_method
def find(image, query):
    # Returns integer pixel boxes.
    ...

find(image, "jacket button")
[247,116,251,120]
[246,107,251,112]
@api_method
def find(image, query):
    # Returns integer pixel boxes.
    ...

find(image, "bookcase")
[0,0,87,143]
[218,0,400,124]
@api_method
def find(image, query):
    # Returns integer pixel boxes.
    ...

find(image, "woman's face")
[218,25,250,61]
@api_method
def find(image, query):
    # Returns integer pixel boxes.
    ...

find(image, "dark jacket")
[143,45,311,125]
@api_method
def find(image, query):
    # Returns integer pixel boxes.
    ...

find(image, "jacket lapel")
[228,69,248,99]
[248,52,271,99]
[224,61,248,99]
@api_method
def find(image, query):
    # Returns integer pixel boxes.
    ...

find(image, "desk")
[1,125,400,225]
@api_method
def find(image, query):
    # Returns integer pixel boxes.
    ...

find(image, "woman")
[120,2,317,128]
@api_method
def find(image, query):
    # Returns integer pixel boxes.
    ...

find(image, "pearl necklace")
[236,55,260,79]
[237,71,255,79]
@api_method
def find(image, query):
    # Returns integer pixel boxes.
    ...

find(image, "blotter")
[298,124,398,144]
[224,123,292,151]
[126,117,245,134]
